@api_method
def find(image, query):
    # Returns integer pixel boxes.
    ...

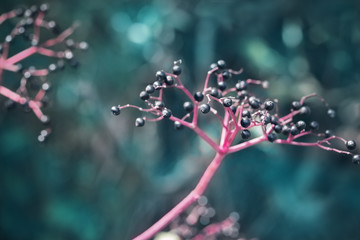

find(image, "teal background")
[1,0,360,239]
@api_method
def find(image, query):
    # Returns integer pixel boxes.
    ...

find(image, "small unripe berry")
[200,104,210,113]
[267,132,277,142]
[111,106,121,116]
[183,101,194,113]
[274,124,283,133]
[241,117,251,128]
[325,130,333,138]
[217,60,226,69]
[162,108,172,118]
[174,121,183,130]
[241,129,251,139]
[264,100,274,111]
[172,65,182,75]
[145,84,155,94]
[165,75,174,85]
[194,91,204,102]
[309,121,319,130]
[327,108,336,118]
[217,81,226,91]
[296,120,306,131]
[352,155,360,164]
[155,70,166,82]
[235,81,247,91]
[291,101,302,110]
[139,91,150,101]
[346,140,357,150]
[135,118,145,127]
[242,110,251,118]
[290,125,300,135]
[223,98,232,107]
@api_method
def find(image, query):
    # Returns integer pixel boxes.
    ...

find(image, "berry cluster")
[112,60,358,240]
[154,196,253,240]
[0,4,87,141]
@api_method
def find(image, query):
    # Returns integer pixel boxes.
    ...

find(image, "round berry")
[327,108,336,118]
[210,63,218,70]
[200,104,211,114]
[352,155,360,164]
[162,108,172,118]
[325,129,333,138]
[270,115,279,125]
[210,88,220,98]
[291,101,302,110]
[241,129,251,139]
[282,125,291,135]
[174,121,183,130]
[264,101,274,111]
[217,81,226,91]
[248,96,261,109]
[230,105,237,114]
[111,106,120,116]
[165,75,174,85]
[242,110,251,118]
[300,106,311,115]
[238,90,248,100]
[296,120,306,131]
[155,70,166,82]
[222,70,231,80]
[155,101,164,109]
[145,84,155,94]
[309,121,319,130]
[153,81,162,89]
[172,65,182,75]
[346,140,357,150]
[274,124,283,133]
[262,114,271,125]
[241,117,251,128]
[183,101,194,113]
[268,132,277,142]
[194,91,204,102]
[223,98,232,107]
[290,125,300,136]
[135,118,145,127]
[235,81,247,91]
[217,60,226,69]
[139,91,150,101]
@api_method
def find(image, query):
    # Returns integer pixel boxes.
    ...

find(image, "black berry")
[139,91,150,101]
[241,117,251,128]
[268,132,277,142]
[135,118,145,127]
[248,96,261,109]
[155,70,166,82]
[300,106,311,115]
[210,88,220,98]
[153,81,162,89]
[155,101,165,109]
[111,106,120,115]
[282,125,291,135]
[290,125,300,135]
[296,120,306,131]
[325,130,333,138]
[346,140,357,150]
[291,101,302,110]
[165,75,174,85]
[241,129,251,139]
[235,81,247,91]
[174,121,183,130]
[194,91,204,102]
[274,124,283,133]
[162,108,172,118]
[217,60,226,69]
[172,65,181,75]
[200,104,210,114]
[217,81,226,91]
[327,109,336,118]
[309,121,319,130]
[230,105,237,114]
[145,84,155,94]
[223,98,232,107]
[352,155,360,164]
[264,101,274,111]
[183,101,194,113]
[222,70,231,80]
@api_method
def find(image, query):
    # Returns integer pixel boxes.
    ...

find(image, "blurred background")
[1,0,360,239]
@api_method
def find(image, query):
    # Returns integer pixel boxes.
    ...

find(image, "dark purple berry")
[139,91,150,101]
[235,81,247,91]
[111,106,121,115]
[309,121,319,130]
[162,108,172,118]
[290,125,300,135]
[238,90,248,100]
[222,70,231,80]
[230,105,237,114]
[270,115,279,125]
[155,101,164,109]
[241,117,251,128]
[267,132,277,142]
[282,125,291,135]
[145,84,155,94]
[327,109,336,118]
[300,106,311,115]
[296,120,306,131]
[262,114,271,124]
[248,96,260,109]
[165,75,174,85]
[242,110,251,118]
[194,91,204,102]
[217,81,226,91]
[241,129,251,139]
[223,98,232,107]
[153,81,162,89]
[174,121,183,130]
[217,60,226,69]
[183,101,194,113]
[155,70,166,82]
[135,118,145,127]
[264,101,274,111]
[346,140,357,150]
[210,88,220,98]
[274,124,283,133]
[291,101,302,110]
[172,65,181,75]
[325,130,333,138]
[352,155,360,164]
[200,104,210,114]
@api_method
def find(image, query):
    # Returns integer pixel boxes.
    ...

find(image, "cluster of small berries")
[0,4,87,141]
[112,60,358,164]
[154,196,252,240]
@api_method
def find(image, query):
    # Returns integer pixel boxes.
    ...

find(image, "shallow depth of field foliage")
[0,0,360,239]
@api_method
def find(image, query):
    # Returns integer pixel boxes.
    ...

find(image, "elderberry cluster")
[0,4,87,141]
